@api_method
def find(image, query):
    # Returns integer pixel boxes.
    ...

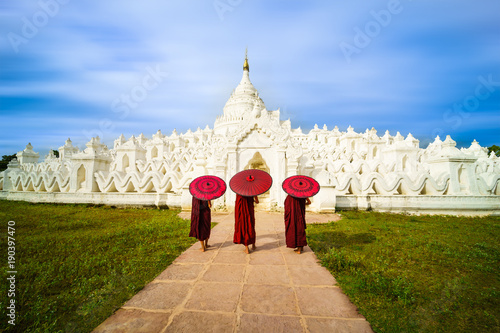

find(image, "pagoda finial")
[243,47,249,72]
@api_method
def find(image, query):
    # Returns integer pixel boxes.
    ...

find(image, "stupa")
[1,53,499,215]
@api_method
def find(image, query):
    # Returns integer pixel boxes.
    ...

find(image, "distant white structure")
[1,55,499,215]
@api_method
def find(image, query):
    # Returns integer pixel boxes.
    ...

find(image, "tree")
[0,154,17,172]
[488,145,500,157]
[52,150,59,158]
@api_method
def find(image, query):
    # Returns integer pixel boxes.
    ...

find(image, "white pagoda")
[1,54,499,215]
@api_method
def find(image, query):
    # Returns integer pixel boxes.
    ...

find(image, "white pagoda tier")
[1,55,499,214]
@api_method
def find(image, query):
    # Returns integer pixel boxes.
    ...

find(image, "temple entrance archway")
[241,151,274,210]
[244,152,270,173]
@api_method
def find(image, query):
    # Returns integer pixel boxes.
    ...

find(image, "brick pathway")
[93,211,373,333]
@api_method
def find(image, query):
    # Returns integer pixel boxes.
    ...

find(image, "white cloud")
[1,0,499,156]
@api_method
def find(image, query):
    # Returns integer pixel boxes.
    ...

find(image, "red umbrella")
[189,175,227,201]
[282,175,320,198]
[230,169,273,197]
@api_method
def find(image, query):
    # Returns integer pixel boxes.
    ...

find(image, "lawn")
[307,210,500,333]
[0,200,196,333]
[1,201,498,332]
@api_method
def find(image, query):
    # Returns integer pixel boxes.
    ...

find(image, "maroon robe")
[233,194,256,246]
[284,195,307,248]
[189,197,211,241]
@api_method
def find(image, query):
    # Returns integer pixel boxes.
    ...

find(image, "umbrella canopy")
[189,175,227,201]
[230,169,273,197]
[282,175,320,198]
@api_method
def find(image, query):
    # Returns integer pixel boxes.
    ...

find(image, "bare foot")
[295,246,303,254]
[200,247,206,252]
[251,244,256,251]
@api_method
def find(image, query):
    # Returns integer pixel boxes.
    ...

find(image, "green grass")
[0,200,197,333]
[307,210,500,333]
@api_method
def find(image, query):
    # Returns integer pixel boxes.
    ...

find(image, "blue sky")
[1,0,499,159]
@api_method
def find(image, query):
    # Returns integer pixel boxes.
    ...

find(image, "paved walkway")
[94,211,373,333]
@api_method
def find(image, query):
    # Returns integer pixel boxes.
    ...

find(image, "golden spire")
[243,48,249,72]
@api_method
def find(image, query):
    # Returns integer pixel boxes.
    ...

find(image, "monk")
[284,195,311,254]
[234,194,259,254]
[189,197,212,252]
